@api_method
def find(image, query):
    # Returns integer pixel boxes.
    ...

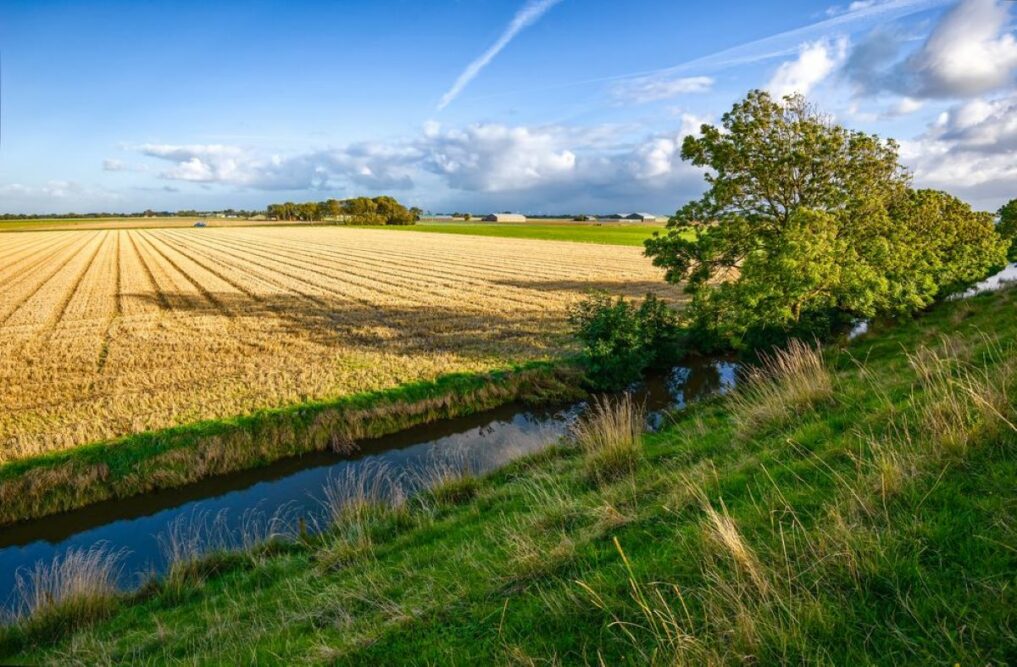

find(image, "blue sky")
[1,0,1015,214]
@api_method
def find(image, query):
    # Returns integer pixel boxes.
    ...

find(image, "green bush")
[569,293,683,390]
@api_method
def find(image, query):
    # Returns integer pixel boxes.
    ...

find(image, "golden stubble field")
[0,226,677,462]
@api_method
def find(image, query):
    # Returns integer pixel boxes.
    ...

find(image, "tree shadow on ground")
[488,278,685,302]
[128,291,570,362]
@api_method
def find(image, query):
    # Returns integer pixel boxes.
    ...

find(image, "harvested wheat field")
[0,226,676,462]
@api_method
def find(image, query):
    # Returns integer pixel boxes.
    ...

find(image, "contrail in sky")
[437,0,564,110]
[457,0,951,102]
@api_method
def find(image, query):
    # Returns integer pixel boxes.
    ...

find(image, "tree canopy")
[265,196,417,225]
[645,90,1007,348]
[998,198,1017,262]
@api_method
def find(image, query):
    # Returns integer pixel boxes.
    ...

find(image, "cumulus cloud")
[610,75,713,104]
[891,96,924,115]
[437,0,563,110]
[0,180,86,199]
[768,37,849,97]
[0,181,125,213]
[125,116,709,212]
[911,0,1017,96]
[133,141,408,191]
[900,93,1017,206]
[419,123,577,191]
[845,0,1017,99]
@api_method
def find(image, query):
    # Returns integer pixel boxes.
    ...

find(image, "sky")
[0,0,1015,215]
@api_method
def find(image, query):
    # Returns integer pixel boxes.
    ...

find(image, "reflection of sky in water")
[667,360,740,409]
[0,359,742,611]
[954,263,1017,299]
[848,320,869,340]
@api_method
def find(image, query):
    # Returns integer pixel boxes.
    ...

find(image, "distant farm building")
[483,213,527,222]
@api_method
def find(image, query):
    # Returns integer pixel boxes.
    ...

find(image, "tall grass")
[577,333,1017,665]
[8,544,125,645]
[570,394,645,483]
[413,448,481,507]
[316,464,410,570]
[730,339,833,437]
[907,336,1016,455]
[156,507,296,598]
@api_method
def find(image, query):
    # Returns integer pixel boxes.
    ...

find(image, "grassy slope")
[5,288,1016,664]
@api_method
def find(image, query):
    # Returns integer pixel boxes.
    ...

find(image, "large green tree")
[645,90,1005,347]
[998,198,1017,261]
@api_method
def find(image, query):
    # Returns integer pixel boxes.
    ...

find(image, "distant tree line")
[265,196,420,225]
[0,209,260,220]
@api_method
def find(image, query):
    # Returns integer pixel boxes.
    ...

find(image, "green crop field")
[362,219,667,246]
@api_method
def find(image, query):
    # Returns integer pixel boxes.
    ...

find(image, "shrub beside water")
[569,293,682,390]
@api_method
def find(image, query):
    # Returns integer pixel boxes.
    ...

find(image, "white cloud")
[123,117,709,212]
[768,37,849,97]
[0,181,125,213]
[0,180,84,199]
[419,124,577,191]
[611,75,713,104]
[134,141,416,191]
[892,96,924,115]
[910,0,1017,97]
[901,93,1017,207]
[437,0,563,110]
[845,0,1017,99]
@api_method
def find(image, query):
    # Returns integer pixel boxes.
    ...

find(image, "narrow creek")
[0,357,740,610]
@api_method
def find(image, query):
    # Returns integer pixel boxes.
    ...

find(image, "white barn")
[626,212,658,221]
[483,213,527,222]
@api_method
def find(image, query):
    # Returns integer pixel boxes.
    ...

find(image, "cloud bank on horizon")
[2,0,1016,214]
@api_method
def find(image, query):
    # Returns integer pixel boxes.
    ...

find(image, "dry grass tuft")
[414,449,481,507]
[316,464,409,570]
[570,394,645,483]
[908,336,1016,456]
[730,339,833,437]
[11,544,125,640]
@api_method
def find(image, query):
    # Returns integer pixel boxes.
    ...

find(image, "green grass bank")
[3,287,1015,664]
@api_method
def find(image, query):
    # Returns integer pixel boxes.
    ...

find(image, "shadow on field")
[130,291,566,360]
[489,278,684,301]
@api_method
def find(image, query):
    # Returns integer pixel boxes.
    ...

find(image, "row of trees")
[642,90,1009,350]
[0,209,260,220]
[265,197,420,225]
